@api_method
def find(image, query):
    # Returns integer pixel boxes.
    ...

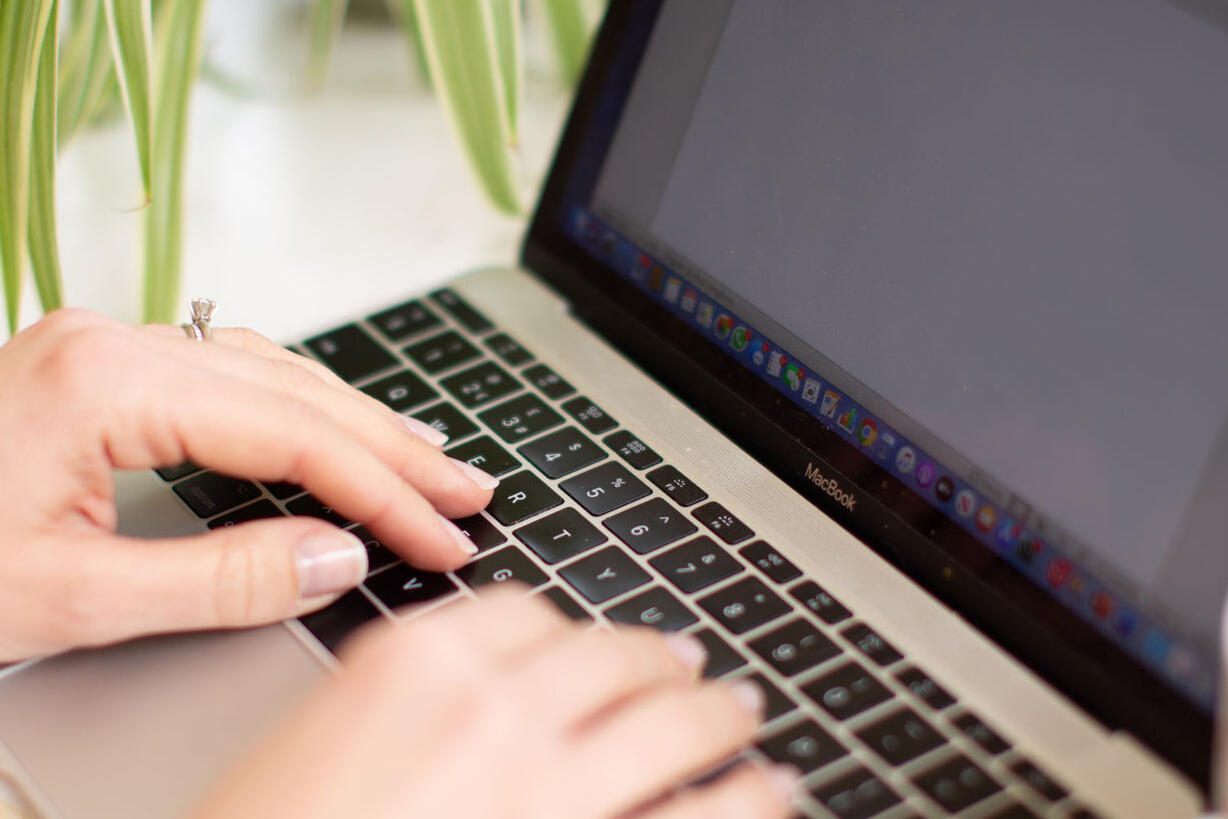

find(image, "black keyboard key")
[604,498,698,554]
[603,430,662,470]
[812,767,901,819]
[367,299,441,341]
[515,507,605,564]
[457,546,549,590]
[560,462,650,515]
[790,580,852,625]
[518,427,606,478]
[952,712,1011,755]
[485,470,562,526]
[698,576,791,635]
[647,465,708,507]
[748,619,841,677]
[559,546,651,604]
[523,363,575,399]
[404,330,481,374]
[174,472,262,518]
[484,332,533,366]
[451,513,506,552]
[896,667,955,710]
[430,287,492,333]
[299,589,380,654]
[757,719,847,774]
[445,436,520,478]
[801,662,893,720]
[440,361,520,408]
[305,324,396,383]
[743,671,796,720]
[207,500,284,529]
[366,562,458,609]
[856,707,946,766]
[262,480,304,500]
[649,536,742,593]
[286,495,352,528]
[692,502,754,545]
[347,526,399,573]
[561,396,617,434]
[412,402,479,442]
[605,587,697,631]
[537,586,591,621]
[692,628,746,678]
[913,755,1000,812]
[155,462,199,482]
[841,623,903,667]
[361,369,437,412]
[739,541,801,584]
[1010,759,1067,801]
[477,393,564,444]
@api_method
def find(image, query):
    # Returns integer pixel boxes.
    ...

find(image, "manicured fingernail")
[664,632,707,672]
[729,679,766,717]
[439,514,479,556]
[295,530,367,599]
[450,457,500,490]
[399,415,448,446]
[766,764,803,801]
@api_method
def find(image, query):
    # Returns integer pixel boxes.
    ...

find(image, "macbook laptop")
[2,1,1225,816]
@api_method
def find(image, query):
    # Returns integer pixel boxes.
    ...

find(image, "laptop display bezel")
[520,0,1213,790]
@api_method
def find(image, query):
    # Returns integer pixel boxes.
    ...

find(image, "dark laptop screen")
[525,0,1228,780]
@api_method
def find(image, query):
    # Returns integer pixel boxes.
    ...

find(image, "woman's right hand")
[195,589,800,819]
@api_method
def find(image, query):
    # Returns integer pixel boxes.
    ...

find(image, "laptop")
[3,1,1225,816]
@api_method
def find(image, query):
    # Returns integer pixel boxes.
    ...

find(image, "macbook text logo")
[804,462,856,511]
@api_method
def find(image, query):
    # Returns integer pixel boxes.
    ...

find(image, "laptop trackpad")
[0,625,324,819]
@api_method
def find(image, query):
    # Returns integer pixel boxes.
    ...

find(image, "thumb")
[77,520,369,642]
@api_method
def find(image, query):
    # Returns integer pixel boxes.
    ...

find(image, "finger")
[31,519,367,648]
[506,627,707,731]
[564,680,766,818]
[401,586,575,664]
[104,359,478,570]
[633,763,798,819]
[144,326,493,519]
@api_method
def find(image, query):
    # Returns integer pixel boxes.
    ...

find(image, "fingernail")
[439,514,479,556]
[450,457,500,490]
[664,632,707,672]
[766,764,803,801]
[295,530,368,599]
[399,415,448,446]
[729,679,766,717]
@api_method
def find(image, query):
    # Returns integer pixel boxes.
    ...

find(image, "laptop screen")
[525,0,1228,781]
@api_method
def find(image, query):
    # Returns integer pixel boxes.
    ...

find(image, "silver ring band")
[182,297,217,343]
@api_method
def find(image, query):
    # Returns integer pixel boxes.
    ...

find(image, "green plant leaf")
[410,0,521,215]
[538,0,591,87]
[488,0,521,145]
[29,0,65,313]
[0,0,57,332]
[104,0,155,202]
[307,0,350,89]
[58,0,114,146]
[142,0,207,324]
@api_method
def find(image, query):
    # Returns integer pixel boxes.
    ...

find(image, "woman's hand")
[0,308,496,661]
[196,589,799,819]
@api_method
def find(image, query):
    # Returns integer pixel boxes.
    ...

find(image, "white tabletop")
[5,0,570,344]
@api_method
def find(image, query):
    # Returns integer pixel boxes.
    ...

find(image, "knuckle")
[211,541,262,627]
[270,357,326,397]
[37,307,105,338]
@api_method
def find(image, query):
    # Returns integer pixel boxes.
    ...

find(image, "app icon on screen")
[836,407,857,433]
[801,378,822,404]
[895,446,916,473]
[916,461,936,488]
[954,490,977,518]
[663,277,682,304]
[995,520,1023,550]
[858,418,878,447]
[696,303,714,327]
[730,326,751,351]
[820,390,840,417]
[935,475,954,502]
[1045,558,1072,588]
[975,504,997,532]
[714,315,733,339]
[649,264,665,291]
[783,364,803,391]
[767,350,785,377]
[680,289,697,312]
[752,343,768,366]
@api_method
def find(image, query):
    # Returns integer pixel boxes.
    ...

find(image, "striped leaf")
[142,0,207,324]
[103,0,154,201]
[307,0,350,88]
[29,0,65,313]
[58,0,116,146]
[538,0,591,87]
[488,0,521,145]
[0,0,57,332]
[410,0,521,214]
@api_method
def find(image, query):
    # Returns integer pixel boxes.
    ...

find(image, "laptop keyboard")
[154,288,1102,819]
